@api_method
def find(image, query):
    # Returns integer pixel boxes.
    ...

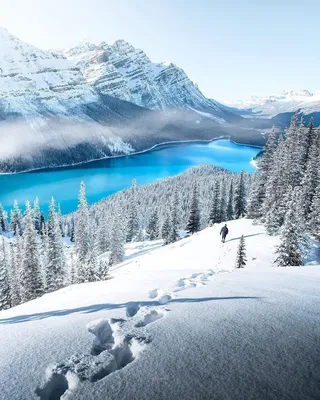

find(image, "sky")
[0,0,319,102]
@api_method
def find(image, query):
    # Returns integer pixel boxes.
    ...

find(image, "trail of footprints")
[36,266,223,399]
[36,305,165,400]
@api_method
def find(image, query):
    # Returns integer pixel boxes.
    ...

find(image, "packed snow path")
[0,220,319,399]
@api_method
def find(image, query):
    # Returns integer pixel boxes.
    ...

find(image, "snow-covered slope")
[1,219,319,399]
[64,39,229,119]
[226,89,320,118]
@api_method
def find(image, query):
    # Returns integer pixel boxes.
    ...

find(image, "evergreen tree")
[169,189,180,243]
[161,209,172,245]
[69,252,77,285]
[186,183,201,234]
[33,197,41,234]
[109,214,125,266]
[235,235,246,269]
[247,127,276,220]
[46,198,66,292]
[20,201,44,302]
[209,181,220,224]
[126,179,139,242]
[219,178,227,222]
[40,212,46,235]
[274,189,304,267]
[9,241,21,306]
[0,203,9,233]
[10,200,23,235]
[246,175,263,219]
[97,213,111,254]
[147,210,159,241]
[75,182,93,279]
[309,184,320,240]
[226,180,234,221]
[0,237,11,310]
[96,259,109,281]
[234,170,246,219]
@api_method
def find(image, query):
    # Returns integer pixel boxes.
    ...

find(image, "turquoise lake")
[0,140,260,215]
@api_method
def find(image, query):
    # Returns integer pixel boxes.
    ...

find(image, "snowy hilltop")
[0,219,319,399]
[226,89,320,118]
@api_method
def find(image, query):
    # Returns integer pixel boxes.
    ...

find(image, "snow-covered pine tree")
[10,200,23,236]
[274,188,304,267]
[75,182,93,281]
[9,241,21,307]
[20,201,44,302]
[169,189,180,243]
[0,203,9,233]
[97,212,111,254]
[0,237,11,310]
[96,259,109,281]
[219,178,227,222]
[33,197,41,234]
[109,213,125,266]
[69,252,77,285]
[234,170,246,219]
[226,180,234,221]
[209,181,220,224]
[161,209,172,245]
[301,123,320,221]
[235,235,246,268]
[248,126,277,219]
[126,179,139,242]
[309,183,320,240]
[40,212,46,235]
[46,198,66,292]
[246,175,263,220]
[57,203,64,237]
[186,183,201,234]
[147,210,159,240]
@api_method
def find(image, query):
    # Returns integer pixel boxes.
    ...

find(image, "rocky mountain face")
[0,28,265,172]
[226,89,320,119]
[64,39,229,118]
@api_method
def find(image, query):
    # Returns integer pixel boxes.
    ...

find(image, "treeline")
[247,114,320,266]
[0,165,251,310]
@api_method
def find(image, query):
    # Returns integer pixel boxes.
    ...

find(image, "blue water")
[0,140,259,215]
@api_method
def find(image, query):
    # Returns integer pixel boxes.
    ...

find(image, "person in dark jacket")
[220,224,229,243]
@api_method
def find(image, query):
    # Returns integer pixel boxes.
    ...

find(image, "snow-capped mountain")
[0,28,266,172]
[0,27,98,115]
[226,89,320,118]
[64,39,224,116]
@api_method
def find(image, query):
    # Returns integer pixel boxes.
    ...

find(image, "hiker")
[220,224,229,243]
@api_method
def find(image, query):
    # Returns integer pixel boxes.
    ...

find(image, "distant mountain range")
[225,90,320,122]
[6,28,319,172]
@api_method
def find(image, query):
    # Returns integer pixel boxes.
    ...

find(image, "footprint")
[157,293,172,305]
[126,302,140,318]
[148,288,158,299]
[134,309,164,327]
[37,303,167,396]
[35,370,78,400]
[87,319,115,356]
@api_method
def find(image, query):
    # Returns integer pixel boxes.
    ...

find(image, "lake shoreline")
[0,136,263,176]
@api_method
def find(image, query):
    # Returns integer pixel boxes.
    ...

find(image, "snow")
[0,219,320,399]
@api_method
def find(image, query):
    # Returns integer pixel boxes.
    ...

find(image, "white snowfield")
[0,219,320,400]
